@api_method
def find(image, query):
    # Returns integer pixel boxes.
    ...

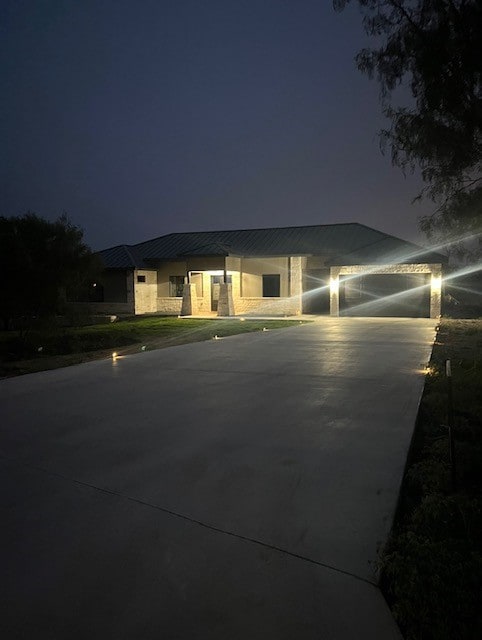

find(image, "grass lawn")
[380,318,482,640]
[0,316,306,377]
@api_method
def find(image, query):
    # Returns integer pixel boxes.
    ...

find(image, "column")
[217,283,235,316]
[430,266,442,318]
[330,267,341,316]
[289,256,303,315]
[180,283,199,316]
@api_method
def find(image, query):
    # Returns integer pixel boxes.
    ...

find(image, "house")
[93,223,446,318]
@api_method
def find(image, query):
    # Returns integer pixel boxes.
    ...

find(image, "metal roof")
[97,244,148,269]
[98,223,446,269]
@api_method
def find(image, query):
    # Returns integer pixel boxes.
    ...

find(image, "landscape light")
[112,352,118,360]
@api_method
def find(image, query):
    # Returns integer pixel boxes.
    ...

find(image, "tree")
[0,213,100,330]
[334,0,482,259]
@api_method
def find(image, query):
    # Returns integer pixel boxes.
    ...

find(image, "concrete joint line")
[2,454,378,589]
[156,366,383,383]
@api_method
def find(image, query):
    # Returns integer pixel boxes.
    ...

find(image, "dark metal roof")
[98,223,446,268]
[97,244,149,269]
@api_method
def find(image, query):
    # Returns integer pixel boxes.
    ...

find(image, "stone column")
[289,257,303,315]
[180,283,199,316]
[430,265,442,318]
[217,283,235,316]
[330,267,341,316]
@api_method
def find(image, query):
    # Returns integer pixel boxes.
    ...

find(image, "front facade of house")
[93,223,446,318]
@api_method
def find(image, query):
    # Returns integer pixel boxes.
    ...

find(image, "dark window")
[262,274,280,297]
[137,275,146,283]
[169,276,184,297]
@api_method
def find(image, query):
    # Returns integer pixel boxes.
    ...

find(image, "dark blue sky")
[1,0,432,250]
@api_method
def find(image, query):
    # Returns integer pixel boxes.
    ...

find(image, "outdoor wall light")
[431,275,442,291]
[330,277,339,294]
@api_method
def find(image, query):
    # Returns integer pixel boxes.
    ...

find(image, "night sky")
[1,0,433,251]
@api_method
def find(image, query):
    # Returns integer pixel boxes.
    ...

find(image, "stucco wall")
[157,261,186,297]
[240,257,290,297]
[134,269,158,314]
[305,256,327,269]
[187,257,225,272]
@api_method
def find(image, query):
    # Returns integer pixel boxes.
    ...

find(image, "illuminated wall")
[240,257,290,297]
[134,269,158,314]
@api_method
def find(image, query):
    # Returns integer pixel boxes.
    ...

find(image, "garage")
[340,273,431,317]
[329,263,442,319]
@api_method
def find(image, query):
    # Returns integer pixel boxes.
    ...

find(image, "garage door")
[340,274,430,317]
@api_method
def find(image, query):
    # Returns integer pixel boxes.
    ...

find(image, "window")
[137,275,146,283]
[169,276,184,297]
[262,274,280,297]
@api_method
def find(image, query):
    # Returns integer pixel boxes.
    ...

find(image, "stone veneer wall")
[234,297,301,316]
[157,297,183,314]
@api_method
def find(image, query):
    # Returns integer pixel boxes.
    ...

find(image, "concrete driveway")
[0,317,436,639]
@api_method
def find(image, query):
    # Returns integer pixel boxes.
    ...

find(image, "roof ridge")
[131,222,363,249]
[99,242,134,253]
